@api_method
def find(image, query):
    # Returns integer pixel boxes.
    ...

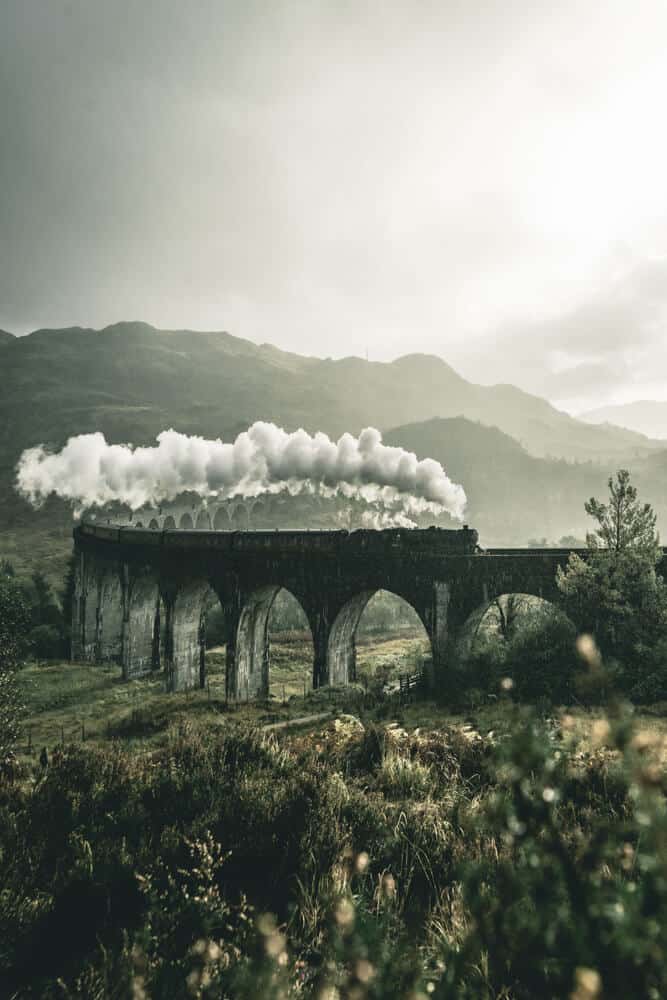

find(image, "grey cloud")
[464,259,667,410]
[2,0,667,417]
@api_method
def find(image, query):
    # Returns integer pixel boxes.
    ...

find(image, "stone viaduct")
[88,493,332,532]
[71,522,598,698]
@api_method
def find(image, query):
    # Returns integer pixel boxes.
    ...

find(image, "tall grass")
[3,696,667,997]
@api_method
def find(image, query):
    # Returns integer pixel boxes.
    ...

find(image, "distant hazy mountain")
[581,401,667,440]
[0,329,15,345]
[385,418,604,546]
[0,321,659,468]
[386,417,667,547]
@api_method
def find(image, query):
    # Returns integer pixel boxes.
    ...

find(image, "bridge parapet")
[75,522,480,554]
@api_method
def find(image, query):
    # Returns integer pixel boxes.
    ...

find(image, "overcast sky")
[2,0,667,414]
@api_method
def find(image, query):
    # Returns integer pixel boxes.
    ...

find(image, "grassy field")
[18,626,667,772]
[16,629,425,761]
[18,657,291,764]
[0,525,72,587]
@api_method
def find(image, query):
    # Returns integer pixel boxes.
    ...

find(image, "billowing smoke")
[16,422,466,525]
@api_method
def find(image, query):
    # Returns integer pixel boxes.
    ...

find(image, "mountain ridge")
[582,400,667,440]
[385,416,667,545]
[1,321,659,467]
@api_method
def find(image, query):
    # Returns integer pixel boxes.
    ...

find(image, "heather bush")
[3,701,667,997]
[0,575,29,771]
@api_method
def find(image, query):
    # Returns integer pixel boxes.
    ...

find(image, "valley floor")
[17,630,429,762]
[17,630,667,766]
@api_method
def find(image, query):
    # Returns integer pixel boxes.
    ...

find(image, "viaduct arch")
[71,523,611,697]
[86,492,339,535]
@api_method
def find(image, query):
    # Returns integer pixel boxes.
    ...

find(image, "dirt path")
[262,710,335,732]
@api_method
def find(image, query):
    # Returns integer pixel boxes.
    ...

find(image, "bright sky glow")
[2,0,667,413]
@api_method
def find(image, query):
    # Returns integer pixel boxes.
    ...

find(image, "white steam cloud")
[15,422,467,526]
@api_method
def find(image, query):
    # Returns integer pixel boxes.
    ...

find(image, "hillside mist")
[385,418,667,547]
[582,400,667,440]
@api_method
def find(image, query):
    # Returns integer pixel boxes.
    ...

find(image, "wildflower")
[317,987,340,1000]
[380,873,397,900]
[632,730,658,753]
[571,967,602,1000]
[265,931,287,958]
[591,719,611,746]
[621,842,634,871]
[335,897,355,931]
[355,850,370,874]
[355,959,375,983]
[576,634,602,669]
[132,976,147,1000]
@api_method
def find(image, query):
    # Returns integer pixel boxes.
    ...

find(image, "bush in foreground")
[0,575,29,771]
[2,703,667,997]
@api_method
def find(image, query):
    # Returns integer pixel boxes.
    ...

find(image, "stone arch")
[267,588,314,698]
[250,498,268,526]
[148,518,160,530]
[327,591,373,686]
[179,512,194,530]
[456,592,566,663]
[195,509,211,530]
[327,588,432,686]
[163,515,176,529]
[233,586,313,700]
[166,579,218,692]
[123,574,160,679]
[231,503,249,530]
[134,521,144,529]
[213,506,230,530]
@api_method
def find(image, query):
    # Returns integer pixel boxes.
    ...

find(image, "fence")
[20,719,91,758]
[396,668,425,702]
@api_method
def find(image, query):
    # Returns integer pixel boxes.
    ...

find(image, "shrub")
[29,624,64,660]
[3,703,667,997]
[505,606,579,702]
[461,604,579,705]
[375,754,435,801]
[0,576,29,771]
[437,706,667,999]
